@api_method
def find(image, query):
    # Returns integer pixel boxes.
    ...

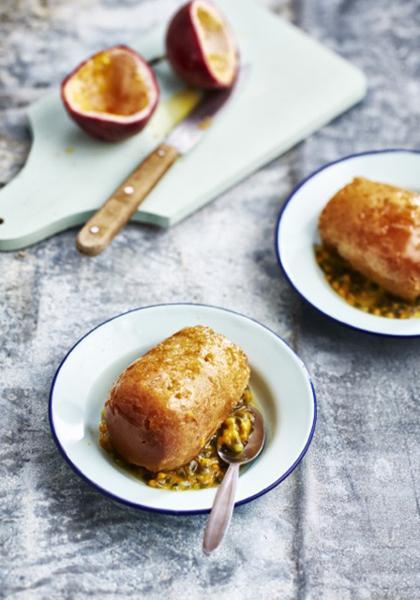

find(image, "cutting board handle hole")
[0,218,4,225]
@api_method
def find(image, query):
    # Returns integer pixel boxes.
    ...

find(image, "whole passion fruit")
[61,45,160,142]
[166,0,239,90]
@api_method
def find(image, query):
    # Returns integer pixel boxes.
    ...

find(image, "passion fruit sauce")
[99,388,255,491]
[315,244,420,319]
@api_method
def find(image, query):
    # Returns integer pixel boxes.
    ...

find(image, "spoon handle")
[203,463,239,554]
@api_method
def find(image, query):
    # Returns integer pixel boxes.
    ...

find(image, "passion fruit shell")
[166,0,239,90]
[61,45,160,142]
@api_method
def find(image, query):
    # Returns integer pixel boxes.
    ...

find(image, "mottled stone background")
[1,1,419,598]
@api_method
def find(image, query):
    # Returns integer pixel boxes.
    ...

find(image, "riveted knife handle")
[76,143,179,256]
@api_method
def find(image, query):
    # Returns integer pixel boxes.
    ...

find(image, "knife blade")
[76,68,247,256]
[165,82,237,154]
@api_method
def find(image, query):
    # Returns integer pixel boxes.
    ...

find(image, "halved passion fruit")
[61,45,159,142]
[166,0,239,90]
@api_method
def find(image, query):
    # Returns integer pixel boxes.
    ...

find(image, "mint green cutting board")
[0,0,366,251]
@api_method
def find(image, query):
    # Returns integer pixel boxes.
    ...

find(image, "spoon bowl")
[217,406,265,465]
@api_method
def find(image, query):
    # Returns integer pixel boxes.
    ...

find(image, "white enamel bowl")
[49,303,316,515]
[276,149,420,337]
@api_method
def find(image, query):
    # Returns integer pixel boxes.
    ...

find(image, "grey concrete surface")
[1,1,419,598]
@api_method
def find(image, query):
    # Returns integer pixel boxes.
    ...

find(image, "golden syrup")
[315,244,420,319]
[197,116,213,130]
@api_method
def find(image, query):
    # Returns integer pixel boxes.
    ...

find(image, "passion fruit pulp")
[166,0,239,90]
[61,45,159,142]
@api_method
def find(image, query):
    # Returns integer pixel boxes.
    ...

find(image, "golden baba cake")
[104,325,250,472]
[319,177,420,301]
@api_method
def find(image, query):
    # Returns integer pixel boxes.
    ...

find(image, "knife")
[76,70,246,256]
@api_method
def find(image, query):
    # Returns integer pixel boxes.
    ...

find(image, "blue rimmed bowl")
[49,303,316,515]
[276,149,420,337]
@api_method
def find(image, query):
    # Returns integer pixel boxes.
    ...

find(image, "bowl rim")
[275,147,420,339]
[49,302,317,516]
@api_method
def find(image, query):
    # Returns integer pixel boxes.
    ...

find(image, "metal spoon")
[203,406,265,554]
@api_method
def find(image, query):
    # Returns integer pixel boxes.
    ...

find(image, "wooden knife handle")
[76,143,179,256]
